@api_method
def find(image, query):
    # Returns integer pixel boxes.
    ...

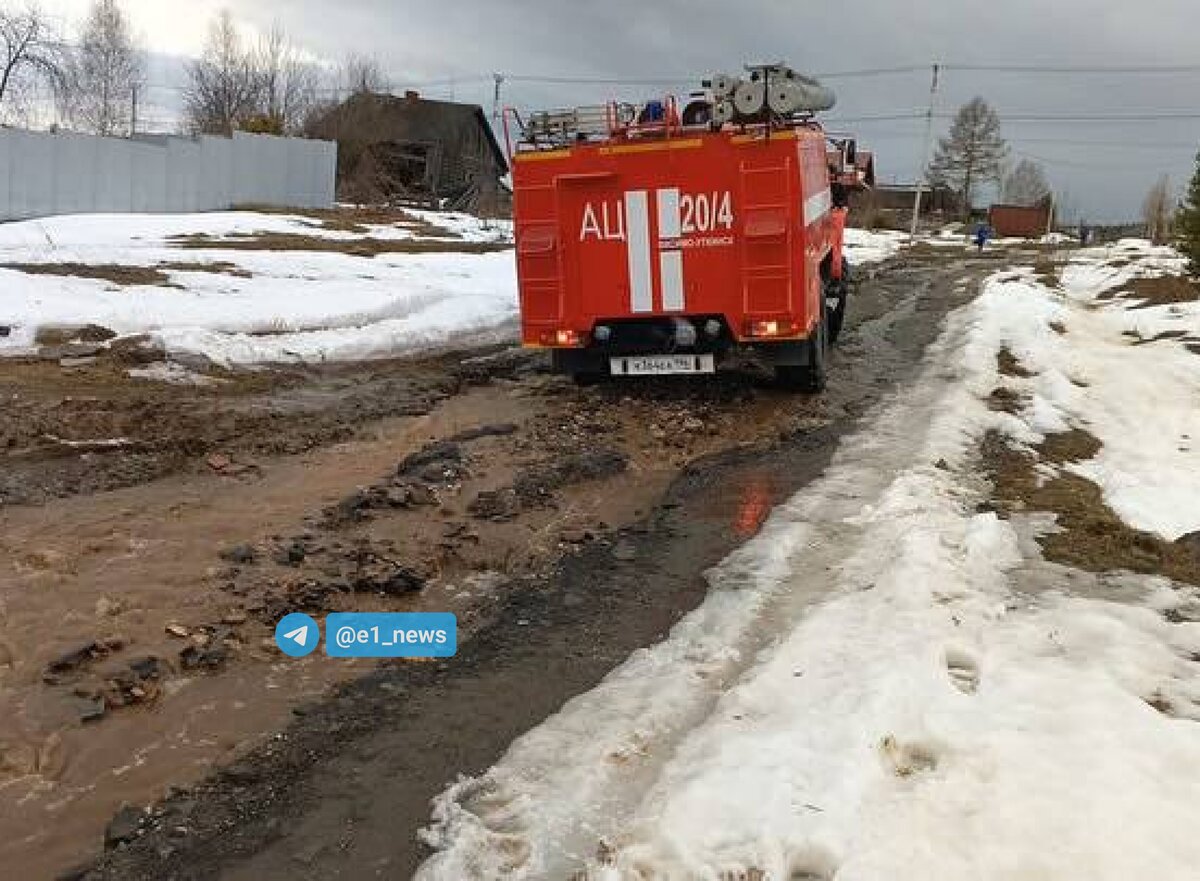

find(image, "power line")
[944,62,1200,74]
[993,111,1200,122]
[833,110,1200,124]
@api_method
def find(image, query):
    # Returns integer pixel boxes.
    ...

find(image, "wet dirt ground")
[1,253,996,880]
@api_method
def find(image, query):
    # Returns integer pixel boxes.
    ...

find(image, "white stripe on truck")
[804,188,832,226]
[660,250,685,311]
[625,190,653,313]
[657,188,682,238]
[656,188,685,310]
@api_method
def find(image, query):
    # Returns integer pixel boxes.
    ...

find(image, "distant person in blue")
[974,223,990,252]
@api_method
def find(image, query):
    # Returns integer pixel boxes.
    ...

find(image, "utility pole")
[130,84,138,137]
[492,73,505,126]
[910,63,940,240]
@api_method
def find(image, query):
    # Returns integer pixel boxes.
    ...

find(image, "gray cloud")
[224,0,1200,221]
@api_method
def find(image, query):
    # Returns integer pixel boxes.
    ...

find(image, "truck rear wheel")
[826,261,850,345]
[775,315,827,393]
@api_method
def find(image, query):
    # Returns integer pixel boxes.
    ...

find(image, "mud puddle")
[1,352,828,880]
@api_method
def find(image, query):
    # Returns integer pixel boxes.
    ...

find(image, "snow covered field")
[417,241,1200,880]
[0,210,517,365]
[0,214,908,368]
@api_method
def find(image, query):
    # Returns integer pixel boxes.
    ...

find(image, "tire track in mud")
[80,257,993,881]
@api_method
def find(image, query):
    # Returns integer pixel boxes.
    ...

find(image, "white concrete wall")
[0,127,337,221]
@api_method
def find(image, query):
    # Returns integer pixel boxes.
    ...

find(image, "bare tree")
[929,97,1007,220]
[340,53,388,97]
[183,10,260,136]
[0,4,65,119]
[1001,158,1051,207]
[1142,175,1173,245]
[249,25,318,134]
[63,0,144,136]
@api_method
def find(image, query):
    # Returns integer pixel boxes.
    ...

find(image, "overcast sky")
[39,0,1200,222]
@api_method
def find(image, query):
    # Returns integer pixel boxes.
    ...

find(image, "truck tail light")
[745,319,801,339]
[539,329,585,347]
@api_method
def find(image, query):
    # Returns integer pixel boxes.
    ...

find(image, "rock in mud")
[219,543,258,565]
[324,484,427,527]
[75,694,108,724]
[397,441,463,477]
[447,423,518,443]
[325,490,374,526]
[102,656,168,707]
[127,656,168,681]
[272,541,307,567]
[105,805,147,849]
[43,639,124,683]
[513,448,628,503]
[179,644,228,672]
[467,488,522,522]
[352,563,425,596]
[392,481,437,506]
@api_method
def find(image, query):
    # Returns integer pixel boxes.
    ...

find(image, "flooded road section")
[73,254,999,881]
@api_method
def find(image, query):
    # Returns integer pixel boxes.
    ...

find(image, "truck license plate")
[610,354,716,376]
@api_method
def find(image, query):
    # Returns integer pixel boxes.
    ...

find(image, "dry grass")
[997,347,1035,378]
[232,204,450,237]
[1132,330,1190,346]
[34,324,118,346]
[1032,257,1061,287]
[1037,428,1103,465]
[981,429,1200,586]
[987,386,1026,414]
[3,262,177,287]
[3,260,256,287]
[170,232,510,256]
[1118,275,1200,309]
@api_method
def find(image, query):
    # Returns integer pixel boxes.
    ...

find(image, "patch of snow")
[842,228,907,266]
[416,246,1200,881]
[0,212,518,365]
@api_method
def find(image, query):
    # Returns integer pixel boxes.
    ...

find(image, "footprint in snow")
[880,734,939,778]
[945,645,981,695]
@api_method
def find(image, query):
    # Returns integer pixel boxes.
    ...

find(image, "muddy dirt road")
[0,252,1000,880]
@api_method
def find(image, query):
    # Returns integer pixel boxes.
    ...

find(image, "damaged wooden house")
[308,90,509,215]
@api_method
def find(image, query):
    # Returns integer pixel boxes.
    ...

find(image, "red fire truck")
[506,64,872,390]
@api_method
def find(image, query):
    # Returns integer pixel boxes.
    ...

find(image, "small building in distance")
[868,183,962,216]
[988,196,1054,238]
[847,182,963,230]
[307,91,509,215]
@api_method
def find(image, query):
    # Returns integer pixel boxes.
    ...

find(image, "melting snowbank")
[0,211,517,365]
[842,228,908,266]
[416,242,1200,881]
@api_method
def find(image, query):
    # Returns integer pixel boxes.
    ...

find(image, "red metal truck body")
[510,109,855,387]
